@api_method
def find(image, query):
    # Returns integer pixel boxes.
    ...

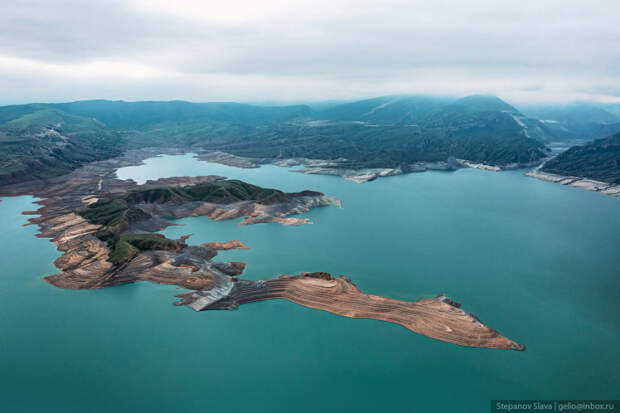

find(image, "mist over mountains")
[1,94,619,186]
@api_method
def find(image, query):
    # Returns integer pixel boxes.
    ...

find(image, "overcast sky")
[1,0,619,104]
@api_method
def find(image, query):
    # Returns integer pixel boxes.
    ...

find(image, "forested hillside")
[0,95,553,185]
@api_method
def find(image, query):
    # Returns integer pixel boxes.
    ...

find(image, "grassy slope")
[194,95,549,167]
[125,180,320,205]
[78,179,320,264]
[49,96,551,169]
[108,234,181,265]
[0,96,552,186]
[0,108,122,185]
[202,120,547,168]
[541,131,620,184]
[52,100,313,129]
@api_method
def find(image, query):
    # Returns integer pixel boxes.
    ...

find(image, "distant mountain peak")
[453,95,520,114]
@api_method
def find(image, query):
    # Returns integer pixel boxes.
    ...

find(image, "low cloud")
[1,0,619,104]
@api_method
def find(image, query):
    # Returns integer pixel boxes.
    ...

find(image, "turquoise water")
[2,153,619,412]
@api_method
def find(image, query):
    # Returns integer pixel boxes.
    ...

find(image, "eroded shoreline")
[526,169,620,199]
[0,148,525,350]
[176,272,525,350]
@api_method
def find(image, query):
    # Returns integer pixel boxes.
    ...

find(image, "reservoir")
[2,153,619,412]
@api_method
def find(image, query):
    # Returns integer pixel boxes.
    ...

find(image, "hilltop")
[0,107,122,185]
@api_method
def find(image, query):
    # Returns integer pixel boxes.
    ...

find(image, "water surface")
[2,153,619,412]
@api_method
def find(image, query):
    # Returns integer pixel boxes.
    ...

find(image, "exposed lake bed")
[1,152,619,412]
[0,149,522,350]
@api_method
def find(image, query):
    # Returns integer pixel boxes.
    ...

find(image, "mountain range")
[519,102,620,142]
[1,95,619,186]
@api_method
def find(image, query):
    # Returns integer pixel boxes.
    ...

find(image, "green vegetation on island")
[124,179,320,206]
[78,197,167,264]
[78,179,320,264]
[107,233,182,265]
